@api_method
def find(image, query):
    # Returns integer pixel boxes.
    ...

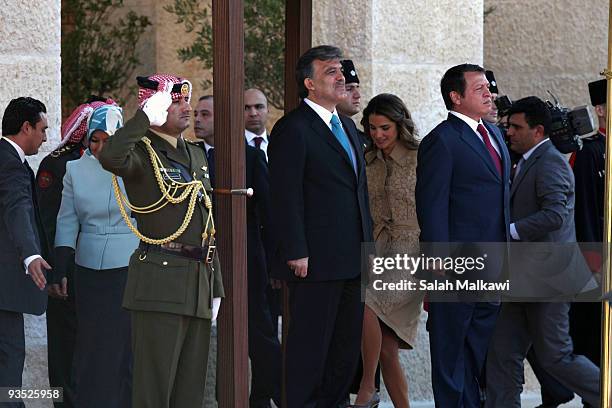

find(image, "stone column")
[0,0,62,167]
[313,0,484,135]
[0,1,61,405]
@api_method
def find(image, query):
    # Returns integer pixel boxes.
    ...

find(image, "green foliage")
[61,0,151,109]
[165,0,285,109]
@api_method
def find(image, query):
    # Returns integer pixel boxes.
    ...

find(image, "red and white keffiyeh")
[137,74,192,108]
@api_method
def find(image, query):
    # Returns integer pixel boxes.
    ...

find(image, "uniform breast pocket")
[131,252,191,304]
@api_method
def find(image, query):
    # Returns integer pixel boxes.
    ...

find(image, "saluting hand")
[28,258,51,290]
[287,257,308,278]
[142,82,173,126]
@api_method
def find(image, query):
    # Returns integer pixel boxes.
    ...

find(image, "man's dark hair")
[440,64,486,110]
[507,96,552,135]
[199,95,213,102]
[2,97,47,137]
[295,45,343,99]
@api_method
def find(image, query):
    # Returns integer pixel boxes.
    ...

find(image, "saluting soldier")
[36,96,115,408]
[98,74,224,408]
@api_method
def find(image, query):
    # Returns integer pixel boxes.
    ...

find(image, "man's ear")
[535,124,546,140]
[304,78,315,94]
[19,120,31,135]
[450,91,461,107]
[595,104,607,118]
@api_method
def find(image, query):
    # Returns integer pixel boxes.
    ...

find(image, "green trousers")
[131,310,212,408]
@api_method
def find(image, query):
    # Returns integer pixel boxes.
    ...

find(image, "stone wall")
[0,0,62,168]
[484,0,608,111]
[313,0,484,136]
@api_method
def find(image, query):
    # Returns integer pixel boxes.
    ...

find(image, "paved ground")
[404,395,583,407]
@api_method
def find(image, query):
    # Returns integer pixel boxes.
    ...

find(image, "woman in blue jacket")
[55,104,138,408]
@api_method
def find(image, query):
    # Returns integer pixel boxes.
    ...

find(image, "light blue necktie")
[330,114,356,170]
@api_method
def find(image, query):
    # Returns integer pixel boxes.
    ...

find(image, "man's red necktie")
[477,124,502,175]
[253,136,264,149]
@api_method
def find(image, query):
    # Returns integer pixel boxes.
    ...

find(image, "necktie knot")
[253,136,264,149]
[331,114,341,126]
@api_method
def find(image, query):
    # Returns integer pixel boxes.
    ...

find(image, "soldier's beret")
[589,79,607,106]
[485,70,499,94]
[341,60,359,84]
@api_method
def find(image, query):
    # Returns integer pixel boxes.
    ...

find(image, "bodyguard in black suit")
[269,45,372,408]
[0,97,51,407]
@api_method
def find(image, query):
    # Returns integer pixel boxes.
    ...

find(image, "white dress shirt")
[304,98,357,172]
[450,110,501,156]
[245,129,269,162]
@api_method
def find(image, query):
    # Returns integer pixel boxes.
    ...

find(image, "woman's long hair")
[361,93,419,152]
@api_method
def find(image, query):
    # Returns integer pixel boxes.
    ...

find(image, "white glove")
[212,297,221,321]
[141,83,173,126]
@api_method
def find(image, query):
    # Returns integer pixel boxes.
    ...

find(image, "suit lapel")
[510,141,550,198]
[450,114,501,181]
[300,103,357,178]
[340,114,363,177]
[448,113,501,180]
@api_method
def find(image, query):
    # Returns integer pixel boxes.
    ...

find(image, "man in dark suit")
[0,97,51,406]
[416,63,511,408]
[268,45,372,408]
[193,94,281,407]
[485,96,600,407]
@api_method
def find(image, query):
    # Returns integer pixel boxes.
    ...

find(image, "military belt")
[139,242,207,262]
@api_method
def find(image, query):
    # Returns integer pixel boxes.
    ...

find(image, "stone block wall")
[0,0,62,168]
[484,0,608,111]
[313,0,484,136]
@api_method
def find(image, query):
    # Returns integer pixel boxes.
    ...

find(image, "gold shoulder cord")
[111,136,216,245]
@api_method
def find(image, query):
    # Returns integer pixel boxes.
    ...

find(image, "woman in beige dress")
[352,93,423,408]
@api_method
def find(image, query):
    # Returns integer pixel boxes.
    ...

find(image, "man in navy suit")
[0,97,51,407]
[269,45,372,408]
[416,64,510,407]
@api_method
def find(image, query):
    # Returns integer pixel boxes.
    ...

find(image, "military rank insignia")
[181,83,190,97]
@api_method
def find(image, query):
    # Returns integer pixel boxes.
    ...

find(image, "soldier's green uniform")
[99,109,224,408]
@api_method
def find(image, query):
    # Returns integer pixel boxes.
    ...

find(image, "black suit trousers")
[46,267,77,408]
[285,278,363,408]
[247,227,281,407]
[0,310,25,408]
